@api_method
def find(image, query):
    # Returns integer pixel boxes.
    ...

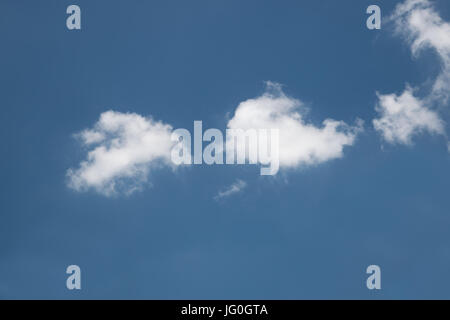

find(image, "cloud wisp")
[67,111,175,196]
[214,179,247,201]
[373,0,449,146]
[391,0,450,103]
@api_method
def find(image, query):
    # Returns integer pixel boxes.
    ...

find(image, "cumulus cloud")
[374,0,449,145]
[214,179,247,201]
[373,87,444,144]
[227,82,363,169]
[67,111,174,196]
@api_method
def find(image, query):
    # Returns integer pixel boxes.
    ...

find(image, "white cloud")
[374,0,449,146]
[373,87,444,145]
[67,111,174,196]
[214,179,247,201]
[390,0,450,102]
[227,82,363,169]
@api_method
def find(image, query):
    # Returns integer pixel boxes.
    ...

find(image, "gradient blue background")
[0,0,449,299]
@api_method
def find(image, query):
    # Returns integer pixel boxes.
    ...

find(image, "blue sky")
[1,0,450,299]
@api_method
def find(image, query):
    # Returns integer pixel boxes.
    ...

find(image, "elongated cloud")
[374,0,449,145]
[214,179,247,201]
[67,111,174,196]
[227,82,363,169]
[391,0,450,102]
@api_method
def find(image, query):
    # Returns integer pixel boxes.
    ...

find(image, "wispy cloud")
[67,111,174,196]
[227,82,363,169]
[373,0,449,146]
[391,0,450,103]
[214,179,247,201]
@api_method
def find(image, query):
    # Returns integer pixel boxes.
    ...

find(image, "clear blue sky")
[1,0,450,299]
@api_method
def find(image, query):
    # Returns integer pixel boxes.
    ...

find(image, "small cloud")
[373,87,444,145]
[214,179,247,201]
[227,82,363,169]
[67,110,175,196]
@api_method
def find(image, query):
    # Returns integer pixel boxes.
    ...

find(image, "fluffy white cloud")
[374,0,449,145]
[214,179,247,201]
[227,82,363,169]
[373,88,444,145]
[67,111,174,196]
